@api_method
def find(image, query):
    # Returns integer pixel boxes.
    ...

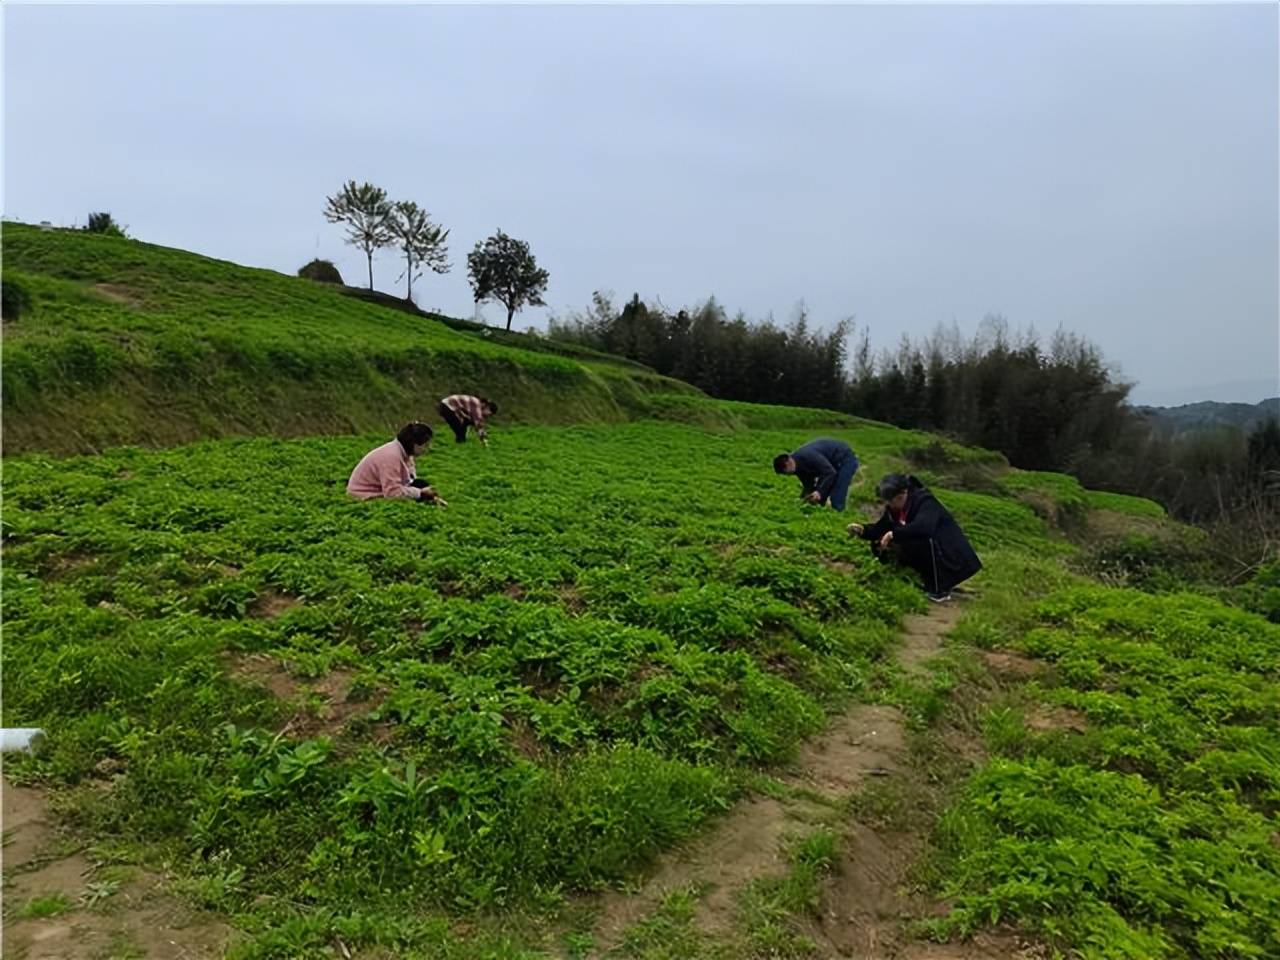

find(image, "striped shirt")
[441,394,490,441]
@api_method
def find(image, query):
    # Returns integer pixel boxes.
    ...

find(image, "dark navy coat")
[858,476,982,590]
[792,438,857,501]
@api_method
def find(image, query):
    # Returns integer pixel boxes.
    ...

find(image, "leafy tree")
[297,259,344,284]
[389,201,450,303]
[323,181,393,291]
[84,212,126,237]
[466,230,550,331]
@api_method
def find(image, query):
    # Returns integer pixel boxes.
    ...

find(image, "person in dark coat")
[773,438,861,511]
[847,473,981,601]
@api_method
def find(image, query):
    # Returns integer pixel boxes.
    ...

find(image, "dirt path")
[1,779,233,959]
[586,602,994,957]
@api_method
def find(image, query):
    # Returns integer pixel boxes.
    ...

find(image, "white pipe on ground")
[0,728,47,754]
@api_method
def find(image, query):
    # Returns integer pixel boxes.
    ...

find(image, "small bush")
[85,212,127,237]
[2,278,32,320]
[297,259,344,285]
[1232,560,1280,623]
[1077,532,1207,590]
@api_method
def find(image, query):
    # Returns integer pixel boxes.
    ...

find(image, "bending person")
[437,394,497,446]
[773,438,860,511]
[848,473,980,602]
[347,422,447,505]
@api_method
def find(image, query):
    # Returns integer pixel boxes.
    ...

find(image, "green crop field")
[3,227,1277,960]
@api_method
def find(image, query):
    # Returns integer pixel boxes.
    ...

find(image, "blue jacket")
[792,438,855,500]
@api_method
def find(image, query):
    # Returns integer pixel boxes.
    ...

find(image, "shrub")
[2,278,32,320]
[85,212,127,237]
[297,259,344,285]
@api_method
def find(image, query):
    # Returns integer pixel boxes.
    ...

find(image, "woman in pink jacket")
[346,422,447,505]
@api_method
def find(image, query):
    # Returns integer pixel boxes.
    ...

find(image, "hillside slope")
[2,223,784,454]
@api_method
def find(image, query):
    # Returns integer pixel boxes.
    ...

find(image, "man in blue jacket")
[773,438,861,511]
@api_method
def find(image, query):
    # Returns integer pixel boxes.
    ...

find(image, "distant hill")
[1134,397,1280,435]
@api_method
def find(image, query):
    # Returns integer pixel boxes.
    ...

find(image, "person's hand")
[847,522,864,537]
[879,531,894,550]
[806,491,823,504]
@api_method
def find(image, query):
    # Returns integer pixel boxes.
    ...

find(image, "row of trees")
[548,295,1278,546]
[845,317,1131,472]
[321,181,548,329]
[549,294,850,410]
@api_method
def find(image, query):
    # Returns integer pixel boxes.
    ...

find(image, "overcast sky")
[4,2,1277,406]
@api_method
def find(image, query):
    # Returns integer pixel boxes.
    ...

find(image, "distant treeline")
[549,295,1279,548]
[549,293,851,412]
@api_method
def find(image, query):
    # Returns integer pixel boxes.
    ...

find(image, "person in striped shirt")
[437,394,498,446]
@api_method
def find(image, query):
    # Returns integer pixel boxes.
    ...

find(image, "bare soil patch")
[897,604,964,678]
[226,656,375,739]
[1025,705,1087,734]
[591,795,793,947]
[90,283,142,308]
[2,780,233,959]
[558,585,586,614]
[248,589,302,619]
[788,705,906,797]
[980,650,1044,679]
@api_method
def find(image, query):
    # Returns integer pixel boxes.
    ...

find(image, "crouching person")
[347,422,448,506]
[848,473,980,601]
[437,394,497,446]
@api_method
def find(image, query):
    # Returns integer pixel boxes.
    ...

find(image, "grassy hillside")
[4,224,1276,960]
[1,223,745,454]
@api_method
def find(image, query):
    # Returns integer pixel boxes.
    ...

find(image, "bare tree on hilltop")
[389,201,450,304]
[466,230,550,331]
[323,181,393,291]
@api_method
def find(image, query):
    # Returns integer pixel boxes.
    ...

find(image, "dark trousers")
[436,401,469,443]
[878,538,964,594]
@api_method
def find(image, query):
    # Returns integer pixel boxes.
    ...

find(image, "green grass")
[14,892,75,919]
[929,585,1280,959]
[6,419,1013,953]
[735,828,838,958]
[1083,489,1167,519]
[8,413,1241,957]
[612,887,725,960]
[1,223,708,454]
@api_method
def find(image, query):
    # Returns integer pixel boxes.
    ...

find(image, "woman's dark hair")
[397,422,434,455]
[481,397,498,415]
[877,473,910,501]
[772,453,792,474]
